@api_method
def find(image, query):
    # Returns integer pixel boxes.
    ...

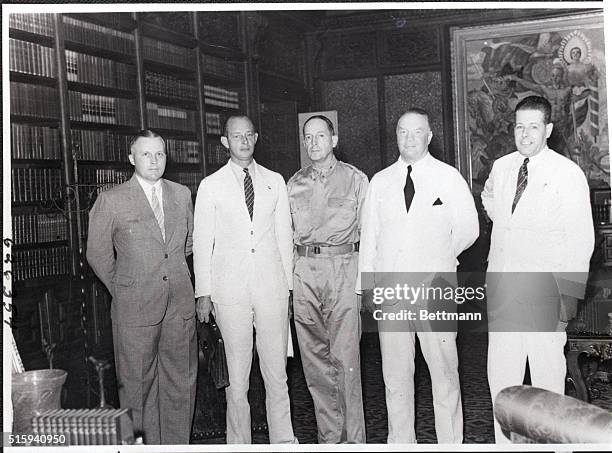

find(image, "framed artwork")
[451,12,608,193]
[297,110,338,169]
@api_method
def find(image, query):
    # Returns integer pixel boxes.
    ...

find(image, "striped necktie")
[511,157,529,214]
[244,168,254,220]
[151,185,165,240]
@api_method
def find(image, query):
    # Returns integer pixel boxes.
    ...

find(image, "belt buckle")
[312,246,321,255]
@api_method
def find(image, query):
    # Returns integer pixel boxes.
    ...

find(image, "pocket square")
[433,198,443,206]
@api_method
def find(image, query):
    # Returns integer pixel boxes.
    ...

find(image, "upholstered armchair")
[494,385,612,443]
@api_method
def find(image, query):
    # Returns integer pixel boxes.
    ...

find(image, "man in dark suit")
[87,129,197,445]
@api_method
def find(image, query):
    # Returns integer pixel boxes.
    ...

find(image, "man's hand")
[288,290,294,320]
[196,295,214,323]
[360,289,377,314]
[559,294,579,323]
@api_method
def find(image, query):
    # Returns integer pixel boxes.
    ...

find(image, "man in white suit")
[482,95,594,443]
[359,108,479,443]
[193,115,297,444]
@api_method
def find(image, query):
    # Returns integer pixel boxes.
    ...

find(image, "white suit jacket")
[481,147,594,275]
[193,160,293,305]
[358,154,479,289]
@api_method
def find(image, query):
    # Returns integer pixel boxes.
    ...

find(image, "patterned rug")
[196,329,612,444]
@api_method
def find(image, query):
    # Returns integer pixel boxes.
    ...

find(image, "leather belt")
[295,242,359,257]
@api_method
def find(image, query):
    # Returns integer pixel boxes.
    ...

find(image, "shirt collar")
[309,155,338,181]
[230,158,256,182]
[135,174,162,195]
[515,145,550,170]
[397,152,431,173]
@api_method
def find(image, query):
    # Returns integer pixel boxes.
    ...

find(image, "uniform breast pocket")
[291,199,312,234]
[328,197,357,223]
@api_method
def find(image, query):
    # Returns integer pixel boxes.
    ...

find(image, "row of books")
[69,91,139,126]
[146,102,197,132]
[10,82,59,119]
[204,84,240,110]
[166,139,200,164]
[165,171,201,194]
[71,129,131,162]
[11,124,60,160]
[12,213,68,245]
[66,50,136,91]
[143,36,193,70]
[11,167,63,203]
[145,71,197,101]
[10,38,56,78]
[78,167,131,195]
[12,246,69,281]
[206,112,222,135]
[31,408,134,446]
[202,53,242,81]
[63,16,135,55]
[9,13,55,37]
[206,141,228,166]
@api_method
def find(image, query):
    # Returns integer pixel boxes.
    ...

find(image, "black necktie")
[244,168,254,220]
[512,158,529,214]
[404,165,415,214]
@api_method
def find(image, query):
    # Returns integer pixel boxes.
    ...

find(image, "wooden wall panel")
[319,32,378,76]
[380,26,440,67]
[197,12,241,50]
[320,78,380,178]
[384,72,444,165]
[258,16,305,83]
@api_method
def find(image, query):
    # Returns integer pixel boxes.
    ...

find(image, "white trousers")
[214,295,296,444]
[487,331,567,443]
[379,330,463,443]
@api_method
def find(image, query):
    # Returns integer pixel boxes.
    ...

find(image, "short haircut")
[129,129,165,152]
[303,115,335,136]
[223,114,254,137]
[398,107,431,128]
[515,95,552,124]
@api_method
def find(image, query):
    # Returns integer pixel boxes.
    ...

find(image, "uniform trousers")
[379,328,463,443]
[488,330,567,443]
[293,252,366,443]
[112,296,198,445]
[213,292,297,444]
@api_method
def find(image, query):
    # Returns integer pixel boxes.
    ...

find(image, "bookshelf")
[8,13,249,411]
[9,14,70,288]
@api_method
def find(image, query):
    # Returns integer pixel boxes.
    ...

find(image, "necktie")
[404,165,415,213]
[151,186,165,241]
[244,168,254,220]
[512,157,529,214]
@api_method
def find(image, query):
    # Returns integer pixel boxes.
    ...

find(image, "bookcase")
[9,11,249,413]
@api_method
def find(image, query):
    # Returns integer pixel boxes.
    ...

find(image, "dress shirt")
[481,146,594,274]
[230,159,256,191]
[359,152,479,285]
[287,156,368,246]
[135,174,163,212]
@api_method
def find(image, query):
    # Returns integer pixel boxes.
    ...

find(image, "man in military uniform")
[287,115,368,443]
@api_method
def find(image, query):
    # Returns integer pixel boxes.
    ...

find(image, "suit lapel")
[127,175,165,245]
[252,162,271,227]
[162,179,179,245]
[222,162,253,223]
